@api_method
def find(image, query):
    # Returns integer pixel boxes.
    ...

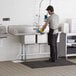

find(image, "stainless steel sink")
[0,26,7,38]
[8,25,38,35]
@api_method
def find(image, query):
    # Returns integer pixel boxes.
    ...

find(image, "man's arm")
[41,22,48,31]
[37,17,50,33]
[36,22,48,33]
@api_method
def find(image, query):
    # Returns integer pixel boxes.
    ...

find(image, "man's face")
[47,10,51,15]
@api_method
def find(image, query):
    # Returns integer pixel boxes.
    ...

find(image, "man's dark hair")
[46,5,54,12]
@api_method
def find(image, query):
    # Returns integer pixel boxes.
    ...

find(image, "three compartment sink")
[0,26,7,38]
[8,25,39,35]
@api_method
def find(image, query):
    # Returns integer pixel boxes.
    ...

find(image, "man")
[39,5,59,62]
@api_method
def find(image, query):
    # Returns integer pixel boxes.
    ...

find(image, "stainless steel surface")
[8,25,48,62]
[0,26,7,38]
[0,26,7,34]
[8,25,48,35]
[8,25,37,35]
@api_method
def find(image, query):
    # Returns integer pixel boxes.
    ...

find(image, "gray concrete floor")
[0,58,76,76]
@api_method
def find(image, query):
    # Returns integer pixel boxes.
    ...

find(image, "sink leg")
[21,44,24,61]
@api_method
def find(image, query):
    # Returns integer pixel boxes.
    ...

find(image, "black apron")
[48,28,54,45]
[48,28,58,60]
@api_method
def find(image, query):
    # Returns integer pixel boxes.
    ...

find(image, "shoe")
[49,58,55,62]
[49,58,51,62]
[51,60,55,62]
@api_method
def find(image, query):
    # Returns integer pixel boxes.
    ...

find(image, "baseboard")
[26,53,50,59]
[26,57,49,62]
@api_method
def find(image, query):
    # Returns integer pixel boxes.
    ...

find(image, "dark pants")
[48,29,58,61]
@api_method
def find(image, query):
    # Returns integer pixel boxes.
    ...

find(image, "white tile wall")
[71,19,76,33]
[40,44,50,53]
[25,44,39,54]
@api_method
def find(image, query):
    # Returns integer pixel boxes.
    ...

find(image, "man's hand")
[36,28,44,34]
[36,22,48,34]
